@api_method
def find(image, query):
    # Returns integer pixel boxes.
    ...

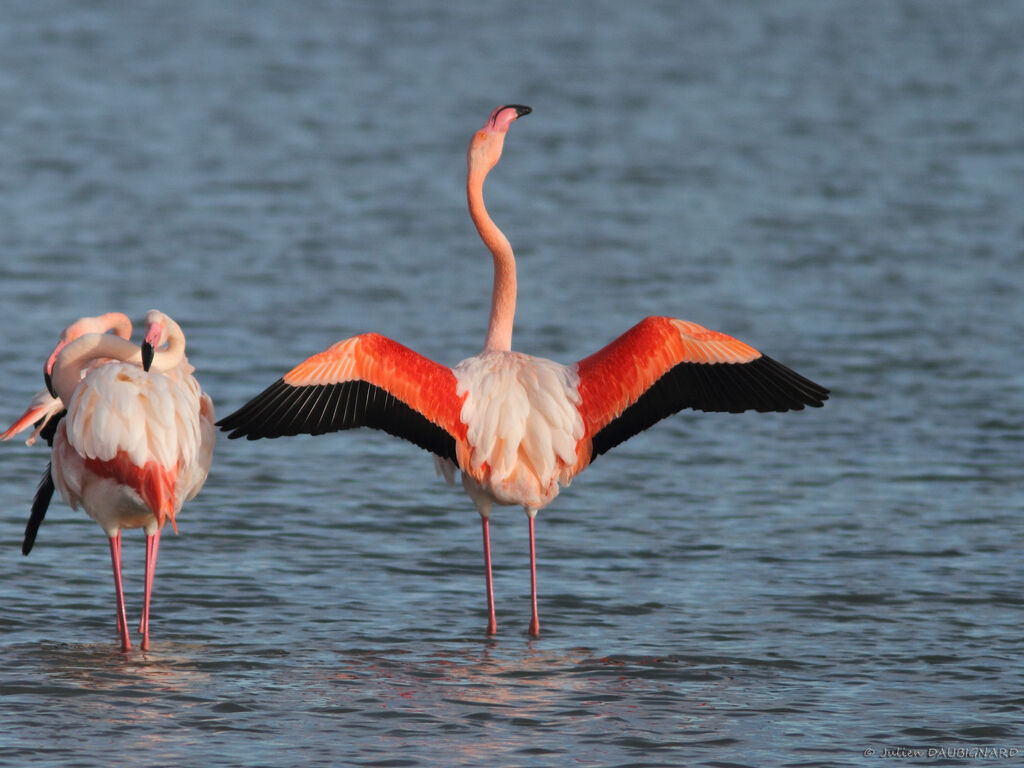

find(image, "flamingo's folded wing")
[573,316,829,465]
[2,390,66,446]
[216,333,464,461]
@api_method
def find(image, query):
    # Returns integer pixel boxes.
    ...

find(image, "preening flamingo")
[48,310,215,650]
[2,312,133,446]
[217,105,829,637]
[2,312,134,555]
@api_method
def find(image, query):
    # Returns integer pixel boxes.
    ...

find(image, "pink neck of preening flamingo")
[51,318,188,401]
[44,312,133,378]
[468,157,517,352]
[143,313,188,372]
[50,334,143,402]
[97,312,133,341]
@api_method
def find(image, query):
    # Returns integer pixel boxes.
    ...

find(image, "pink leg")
[481,516,497,635]
[108,532,131,651]
[527,514,540,637]
[139,529,161,650]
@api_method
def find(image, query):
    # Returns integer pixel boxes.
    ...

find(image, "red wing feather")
[217,333,465,460]
[85,452,180,531]
[573,316,829,468]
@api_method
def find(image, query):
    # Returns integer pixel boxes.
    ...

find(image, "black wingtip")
[214,377,458,459]
[23,463,55,556]
[589,355,829,460]
[215,378,290,438]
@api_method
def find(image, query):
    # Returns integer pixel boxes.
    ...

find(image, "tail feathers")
[141,462,178,533]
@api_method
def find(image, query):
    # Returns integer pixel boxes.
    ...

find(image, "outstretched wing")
[573,316,829,464]
[216,333,465,461]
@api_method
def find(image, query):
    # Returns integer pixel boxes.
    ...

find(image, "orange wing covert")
[217,333,465,461]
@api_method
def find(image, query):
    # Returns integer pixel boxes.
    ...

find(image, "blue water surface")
[1,2,1023,766]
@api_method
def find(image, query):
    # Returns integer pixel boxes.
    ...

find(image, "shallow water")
[2,1,1024,766]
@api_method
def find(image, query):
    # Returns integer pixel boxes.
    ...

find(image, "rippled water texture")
[2,1,1023,766]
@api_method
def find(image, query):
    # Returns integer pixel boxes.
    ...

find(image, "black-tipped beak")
[44,371,56,399]
[142,342,154,372]
[506,104,532,118]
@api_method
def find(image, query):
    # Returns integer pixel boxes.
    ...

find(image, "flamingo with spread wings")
[218,105,829,636]
[3,312,134,555]
[49,310,215,650]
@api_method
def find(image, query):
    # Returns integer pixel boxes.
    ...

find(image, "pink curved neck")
[51,334,142,402]
[98,312,133,340]
[145,315,188,373]
[51,320,188,402]
[468,164,516,352]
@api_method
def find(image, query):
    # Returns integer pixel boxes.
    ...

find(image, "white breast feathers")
[65,361,204,470]
[454,351,584,508]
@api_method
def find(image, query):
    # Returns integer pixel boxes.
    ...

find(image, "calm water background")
[1,1,1022,766]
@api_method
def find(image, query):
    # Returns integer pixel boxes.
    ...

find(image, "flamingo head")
[485,104,531,132]
[43,312,133,396]
[141,310,167,373]
[468,104,531,175]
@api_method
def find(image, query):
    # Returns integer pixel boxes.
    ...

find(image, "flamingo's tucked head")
[468,104,531,176]
[44,312,133,397]
[141,309,168,373]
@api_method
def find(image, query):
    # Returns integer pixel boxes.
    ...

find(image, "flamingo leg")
[108,532,131,651]
[139,529,161,650]
[527,512,539,637]
[481,516,497,635]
